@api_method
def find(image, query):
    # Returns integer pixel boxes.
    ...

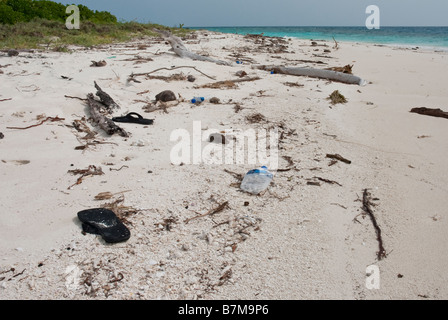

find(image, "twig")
[331,203,347,209]
[65,95,88,102]
[6,116,65,130]
[0,98,12,102]
[185,201,229,224]
[326,153,351,164]
[332,36,339,50]
[109,165,129,171]
[362,189,387,261]
[314,176,342,186]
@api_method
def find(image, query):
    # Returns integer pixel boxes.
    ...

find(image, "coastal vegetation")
[0,0,190,49]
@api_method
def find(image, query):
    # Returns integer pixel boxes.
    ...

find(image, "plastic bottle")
[191,97,205,104]
[240,166,274,195]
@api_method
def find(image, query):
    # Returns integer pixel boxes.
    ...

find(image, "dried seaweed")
[245,113,267,124]
[327,90,347,105]
[361,189,387,261]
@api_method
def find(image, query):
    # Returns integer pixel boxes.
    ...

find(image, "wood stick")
[156,29,231,66]
[7,116,65,130]
[64,95,88,102]
[252,64,367,86]
[326,153,352,164]
[185,201,229,224]
[86,93,128,137]
[314,176,342,186]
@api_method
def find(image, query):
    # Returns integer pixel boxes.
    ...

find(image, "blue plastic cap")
[261,166,268,169]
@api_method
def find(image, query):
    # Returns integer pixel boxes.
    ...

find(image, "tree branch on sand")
[155,29,231,66]
[86,93,129,137]
[252,64,367,86]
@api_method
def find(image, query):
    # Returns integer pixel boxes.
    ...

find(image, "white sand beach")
[0,30,447,300]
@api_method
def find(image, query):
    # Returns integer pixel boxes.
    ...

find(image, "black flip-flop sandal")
[77,208,131,243]
[112,112,154,125]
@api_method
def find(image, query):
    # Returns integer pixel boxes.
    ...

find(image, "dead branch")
[410,107,448,120]
[86,93,128,137]
[314,176,342,186]
[7,116,65,130]
[155,29,231,66]
[64,95,88,102]
[362,189,387,260]
[252,64,367,86]
[326,153,351,164]
[185,201,229,224]
[332,36,339,50]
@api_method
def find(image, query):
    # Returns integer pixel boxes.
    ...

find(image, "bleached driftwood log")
[252,65,367,86]
[156,29,231,66]
[86,93,129,137]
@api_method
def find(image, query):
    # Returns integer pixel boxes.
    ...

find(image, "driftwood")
[156,29,231,66]
[252,65,367,86]
[410,107,448,120]
[94,81,120,112]
[326,153,351,164]
[86,93,128,137]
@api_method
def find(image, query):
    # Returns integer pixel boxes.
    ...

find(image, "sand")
[0,31,447,300]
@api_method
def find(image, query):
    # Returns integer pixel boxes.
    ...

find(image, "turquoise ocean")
[194,26,448,50]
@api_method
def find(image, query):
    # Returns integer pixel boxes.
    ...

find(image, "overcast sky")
[57,0,448,27]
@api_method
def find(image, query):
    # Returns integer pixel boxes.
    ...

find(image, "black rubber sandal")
[112,112,154,125]
[77,208,131,243]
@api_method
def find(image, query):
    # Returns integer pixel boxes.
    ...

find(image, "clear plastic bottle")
[191,97,205,104]
[240,166,274,195]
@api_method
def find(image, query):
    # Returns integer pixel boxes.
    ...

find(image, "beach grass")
[0,18,192,50]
